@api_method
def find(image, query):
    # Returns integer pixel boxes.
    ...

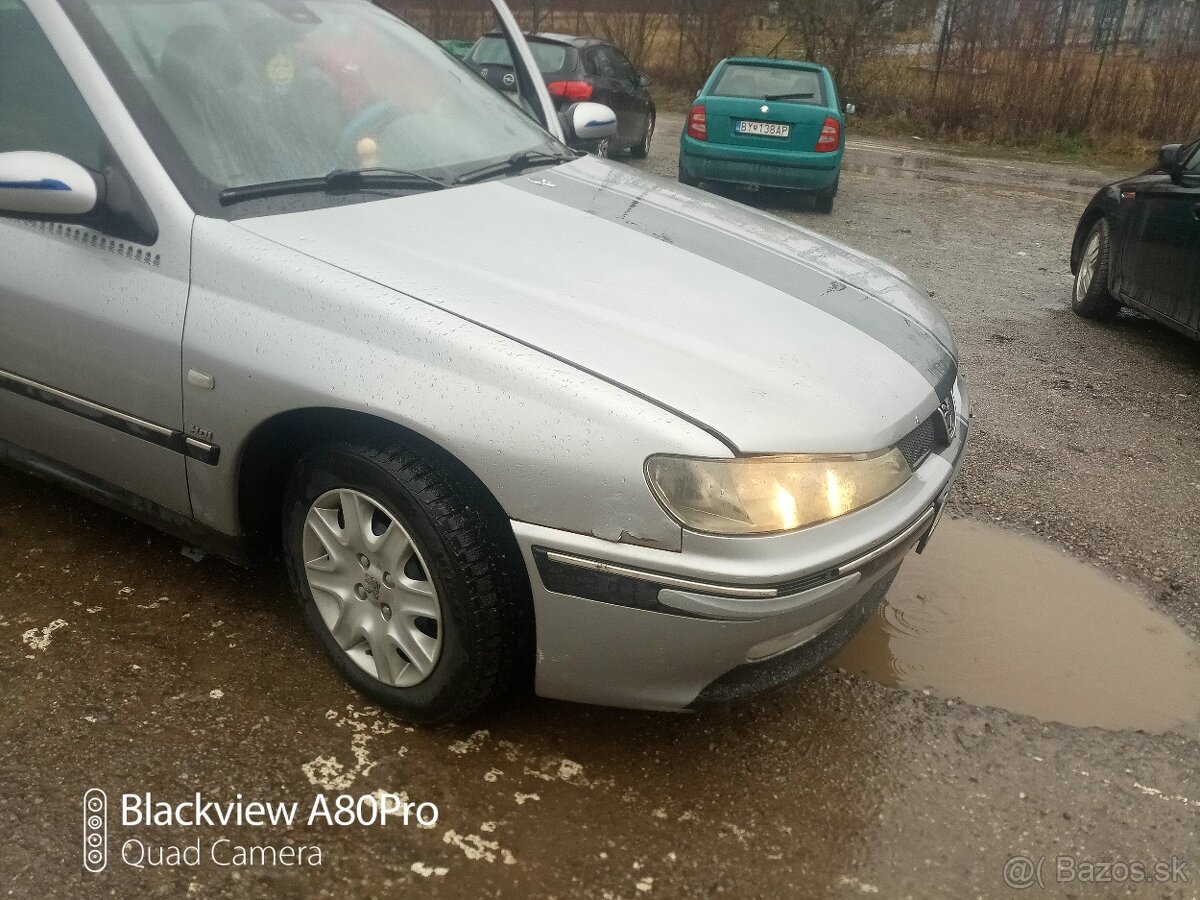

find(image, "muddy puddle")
[840,144,1106,200]
[835,518,1200,733]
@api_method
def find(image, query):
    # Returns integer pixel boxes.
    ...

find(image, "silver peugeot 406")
[0,0,969,722]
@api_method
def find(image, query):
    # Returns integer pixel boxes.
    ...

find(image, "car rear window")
[468,36,569,76]
[713,64,826,106]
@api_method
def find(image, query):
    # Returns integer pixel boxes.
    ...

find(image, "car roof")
[480,30,607,49]
[721,57,829,73]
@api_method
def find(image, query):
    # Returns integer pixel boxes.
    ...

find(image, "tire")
[814,177,839,214]
[678,161,700,187]
[630,113,655,160]
[282,440,530,724]
[1072,218,1121,320]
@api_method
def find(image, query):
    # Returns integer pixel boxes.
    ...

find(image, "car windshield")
[469,36,568,75]
[66,0,564,211]
[713,64,826,105]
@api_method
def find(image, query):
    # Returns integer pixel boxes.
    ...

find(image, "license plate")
[736,120,790,138]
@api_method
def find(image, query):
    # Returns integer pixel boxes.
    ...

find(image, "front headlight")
[645,450,913,535]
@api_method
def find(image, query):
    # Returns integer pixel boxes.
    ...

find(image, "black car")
[1071,138,1200,340]
[464,32,656,159]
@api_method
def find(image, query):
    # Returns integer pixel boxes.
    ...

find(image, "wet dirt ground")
[3,118,1199,899]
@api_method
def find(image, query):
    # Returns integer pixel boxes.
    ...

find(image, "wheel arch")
[235,407,521,572]
[1071,188,1120,275]
[1071,208,1107,274]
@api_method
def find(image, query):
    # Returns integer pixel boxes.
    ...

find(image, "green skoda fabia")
[680,58,851,212]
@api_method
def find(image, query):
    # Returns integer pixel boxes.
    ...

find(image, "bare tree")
[582,1,669,72]
[672,0,749,86]
[530,0,552,32]
[777,0,902,102]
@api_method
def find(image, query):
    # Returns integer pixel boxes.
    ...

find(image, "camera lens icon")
[83,789,107,874]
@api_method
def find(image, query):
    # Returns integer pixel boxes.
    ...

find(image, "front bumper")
[514,380,971,712]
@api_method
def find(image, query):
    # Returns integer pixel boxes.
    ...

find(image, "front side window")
[713,64,827,106]
[591,47,621,81]
[64,0,564,214]
[0,0,103,168]
[609,49,637,85]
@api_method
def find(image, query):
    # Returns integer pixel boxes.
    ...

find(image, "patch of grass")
[846,113,1155,169]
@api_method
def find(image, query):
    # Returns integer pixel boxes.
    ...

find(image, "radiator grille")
[896,415,938,470]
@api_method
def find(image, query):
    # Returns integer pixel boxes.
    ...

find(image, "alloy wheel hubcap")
[1076,233,1100,299]
[302,489,442,688]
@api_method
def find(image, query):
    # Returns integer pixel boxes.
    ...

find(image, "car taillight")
[547,80,594,102]
[815,117,841,152]
[687,104,708,141]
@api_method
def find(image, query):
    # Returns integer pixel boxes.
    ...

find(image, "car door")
[487,0,562,142]
[586,46,633,146]
[608,47,650,144]
[0,0,193,515]
[1119,143,1200,333]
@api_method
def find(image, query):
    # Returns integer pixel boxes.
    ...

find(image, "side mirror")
[845,102,857,116]
[638,74,653,89]
[1158,143,1183,175]
[559,102,618,144]
[0,151,98,217]
[695,89,702,99]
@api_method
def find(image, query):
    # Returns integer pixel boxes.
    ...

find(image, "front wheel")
[1072,219,1121,320]
[282,441,529,723]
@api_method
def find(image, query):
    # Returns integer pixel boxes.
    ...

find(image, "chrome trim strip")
[836,506,937,575]
[184,436,221,466]
[545,504,938,603]
[0,366,173,437]
[658,572,862,621]
[544,551,780,599]
[0,365,221,467]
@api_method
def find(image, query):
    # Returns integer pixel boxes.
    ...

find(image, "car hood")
[236,156,958,453]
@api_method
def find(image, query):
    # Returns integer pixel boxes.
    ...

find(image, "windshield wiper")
[219,168,448,206]
[764,92,816,102]
[453,150,577,187]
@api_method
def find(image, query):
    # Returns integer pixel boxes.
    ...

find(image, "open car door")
[487,0,563,142]
[413,1,614,151]
[411,0,560,142]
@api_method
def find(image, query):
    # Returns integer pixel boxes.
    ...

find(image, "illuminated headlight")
[645,450,913,535]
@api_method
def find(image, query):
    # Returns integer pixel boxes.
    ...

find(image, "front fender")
[181,218,730,552]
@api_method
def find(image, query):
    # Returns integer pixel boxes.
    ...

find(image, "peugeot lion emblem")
[934,395,957,446]
[761,104,770,114]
